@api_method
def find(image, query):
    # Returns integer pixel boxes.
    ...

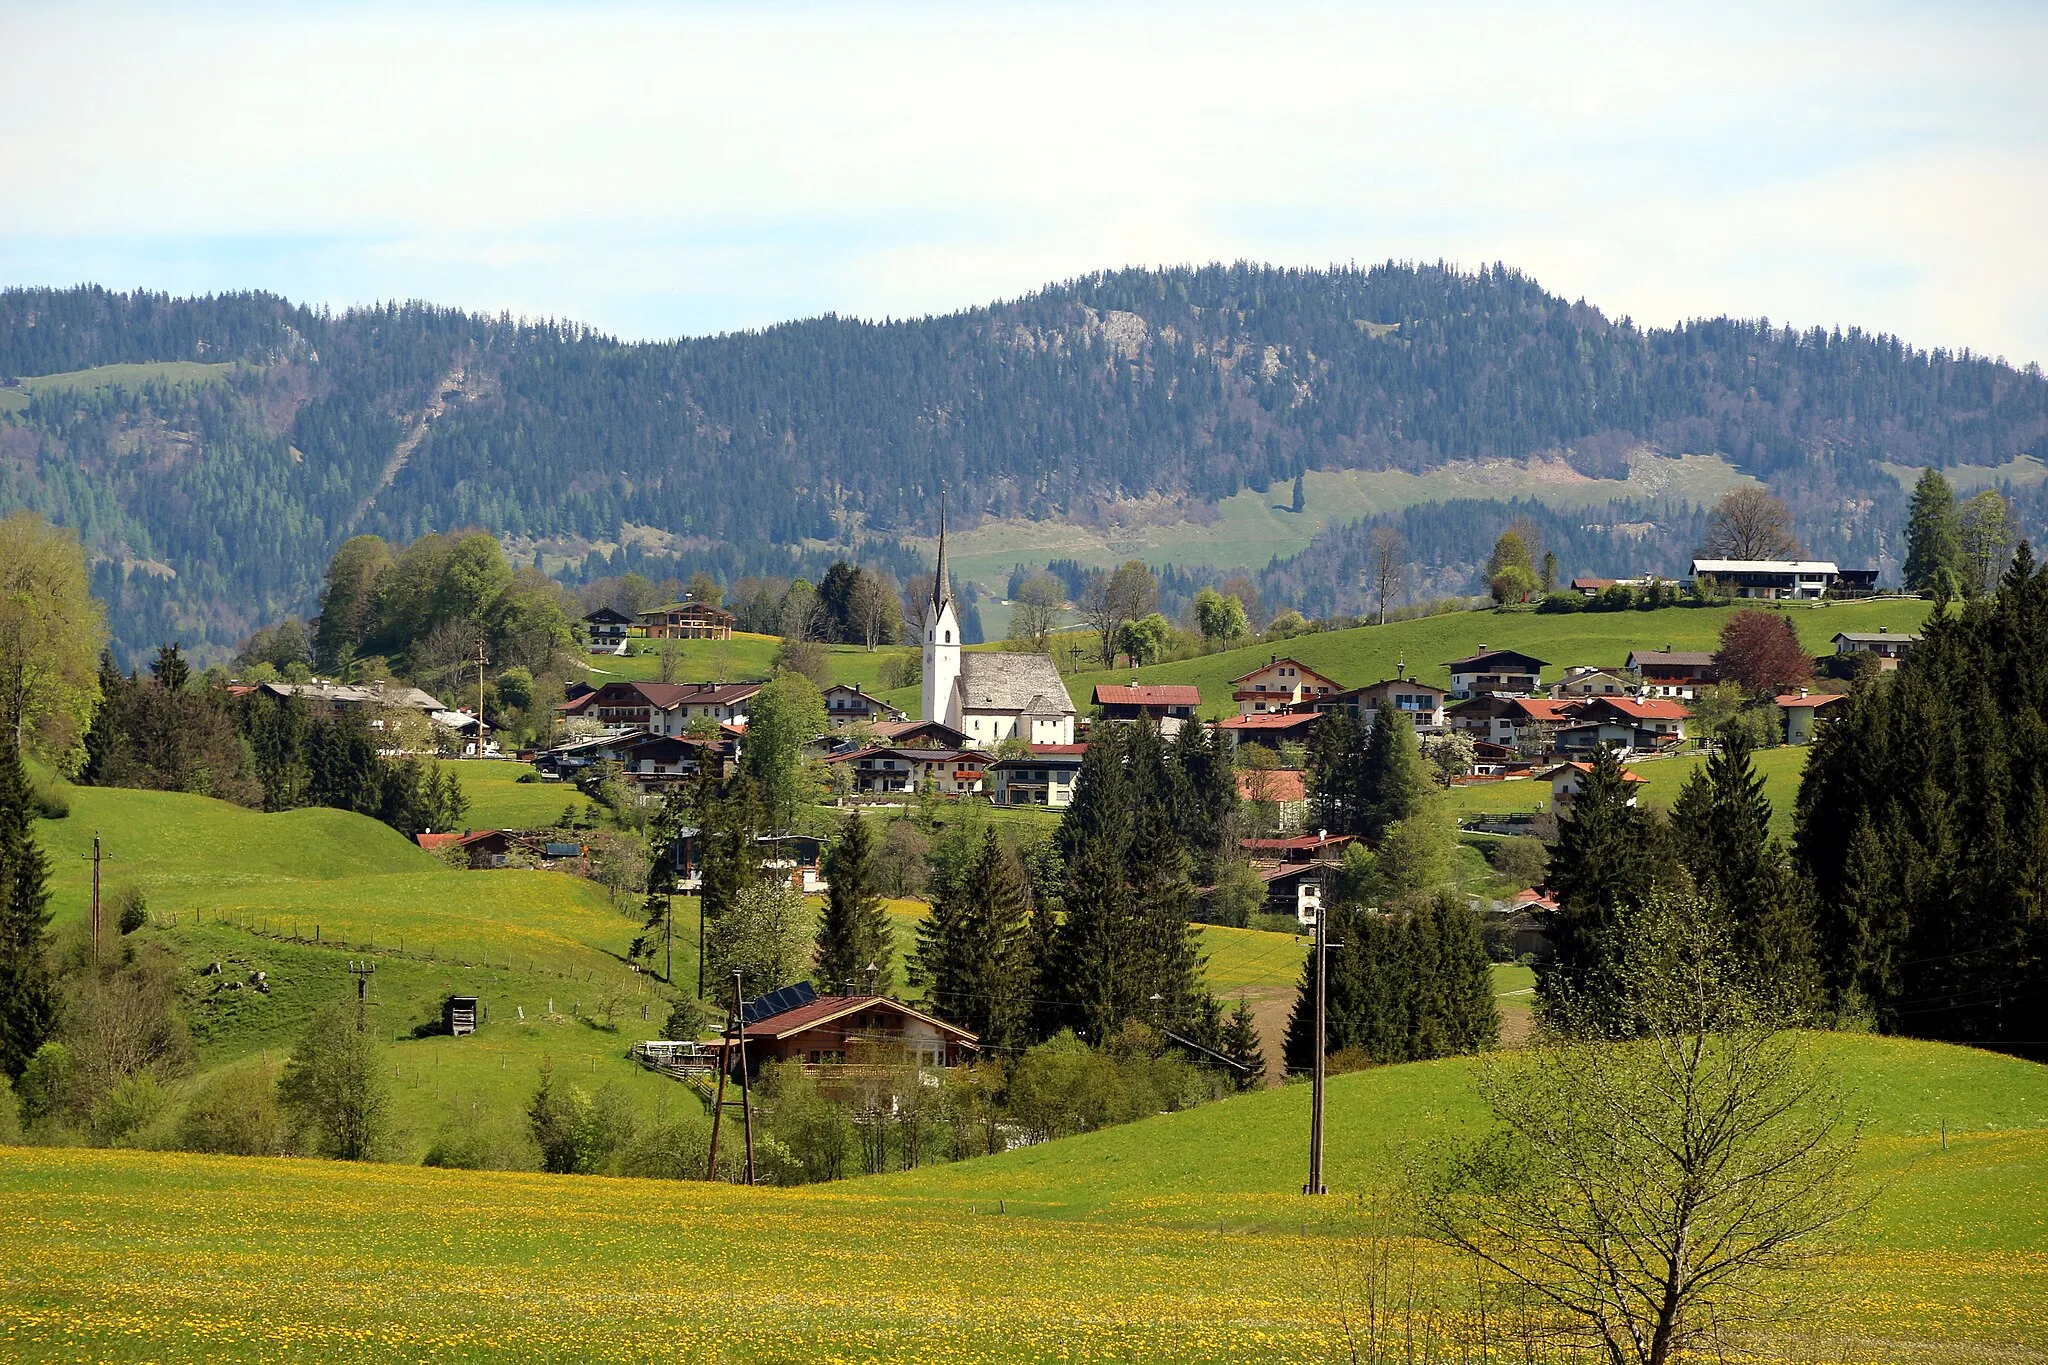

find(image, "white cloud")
[2,1,2044,361]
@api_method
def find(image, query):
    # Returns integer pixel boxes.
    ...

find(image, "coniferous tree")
[1671,733,1818,1011]
[1539,746,1672,1030]
[1305,707,1364,837]
[916,829,1035,1051]
[0,736,58,1080]
[1169,719,1238,883]
[1902,466,1962,592]
[1221,996,1265,1090]
[1430,891,1502,1053]
[1051,831,1141,1044]
[817,811,894,995]
[1127,804,1209,1034]
[1358,701,1431,841]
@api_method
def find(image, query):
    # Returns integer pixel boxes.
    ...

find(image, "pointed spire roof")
[930,494,953,616]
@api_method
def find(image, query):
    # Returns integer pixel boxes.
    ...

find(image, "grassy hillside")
[2,1034,2039,1362]
[0,359,239,413]
[1449,745,1811,842]
[445,759,589,830]
[1067,598,1933,719]
[32,781,694,1160]
[583,631,918,696]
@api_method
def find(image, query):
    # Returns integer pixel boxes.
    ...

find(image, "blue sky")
[4,2,2045,363]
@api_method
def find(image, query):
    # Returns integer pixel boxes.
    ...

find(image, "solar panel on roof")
[741,981,817,1025]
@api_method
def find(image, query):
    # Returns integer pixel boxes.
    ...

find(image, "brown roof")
[1540,762,1649,784]
[1505,698,1580,722]
[1227,658,1343,688]
[1774,692,1848,708]
[1093,684,1202,707]
[1240,834,1356,854]
[724,993,979,1045]
[1236,769,1307,802]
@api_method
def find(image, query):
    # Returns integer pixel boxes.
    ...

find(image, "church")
[920,511,1077,746]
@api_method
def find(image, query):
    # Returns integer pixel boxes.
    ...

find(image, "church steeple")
[930,494,953,615]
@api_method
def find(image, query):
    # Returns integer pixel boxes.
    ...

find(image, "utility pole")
[348,960,376,1033]
[704,970,756,1184]
[473,640,489,755]
[1306,830,1338,1196]
[87,832,102,962]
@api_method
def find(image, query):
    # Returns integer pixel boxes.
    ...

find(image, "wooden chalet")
[1444,647,1548,700]
[709,983,978,1076]
[1092,683,1202,732]
[1229,657,1342,715]
[638,601,736,640]
[822,683,908,726]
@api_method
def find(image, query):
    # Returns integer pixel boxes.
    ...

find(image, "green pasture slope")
[1066,597,1934,719]
[1448,744,1812,842]
[0,360,239,413]
[0,1033,2040,1362]
[33,781,696,1160]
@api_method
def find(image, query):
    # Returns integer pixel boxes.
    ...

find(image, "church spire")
[931,493,953,615]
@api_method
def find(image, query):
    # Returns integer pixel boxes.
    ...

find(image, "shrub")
[1487,836,1550,890]
[1536,591,1586,614]
[515,771,540,783]
[177,1064,287,1155]
[17,1042,76,1130]
[28,775,69,819]
[114,884,149,935]
[89,1072,168,1146]
[0,1073,20,1143]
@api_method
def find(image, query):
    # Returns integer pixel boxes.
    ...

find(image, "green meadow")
[0,359,240,412]
[0,1033,2040,1362]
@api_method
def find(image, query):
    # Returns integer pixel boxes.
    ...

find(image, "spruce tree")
[1358,701,1431,841]
[1902,466,1962,592]
[1127,804,1208,1033]
[0,737,58,1079]
[817,811,894,994]
[1430,891,1501,1053]
[917,829,1036,1051]
[1305,706,1363,836]
[1051,831,1141,1044]
[1540,746,1670,1030]
[1221,996,1265,1090]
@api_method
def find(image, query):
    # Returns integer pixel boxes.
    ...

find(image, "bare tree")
[1419,892,1860,1365]
[1008,573,1065,653]
[1368,526,1406,626]
[1957,488,2012,599]
[1701,487,1801,561]
[847,569,902,651]
[1079,560,1158,664]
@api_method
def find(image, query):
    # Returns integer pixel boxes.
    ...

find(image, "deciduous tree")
[1701,486,1800,561]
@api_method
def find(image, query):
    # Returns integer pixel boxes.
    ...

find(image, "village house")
[1776,689,1849,745]
[1309,674,1448,732]
[822,683,908,727]
[1235,766,1308,834]
[1542,761,1649,810]
[1229,657,1343,715]
[1216,710,1321,752]
[707,983,979,1076]
[1444,647,1547,699]
[869,719,975,749]
[1626,648,1718,700]
[1241,833,1355,925]
[417,829,518,868]
[1550,665,1635,699]
[1092,683,1201,734]
[828,745,989,796]
[1449,695,1576,751]
[1689,559,1843,600]
[637,600,736,640]
[987,743,1087,808]
[256,679,445,718]
[1832,629,1919,671]
[557,679,764,735]
[1570,696,1689,743]
[581,606,634,651]
[1568,575,1652,597]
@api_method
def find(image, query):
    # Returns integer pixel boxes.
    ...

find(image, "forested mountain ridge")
[3,264,2045,661]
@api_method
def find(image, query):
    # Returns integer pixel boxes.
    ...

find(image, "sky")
[4,1,2045,364]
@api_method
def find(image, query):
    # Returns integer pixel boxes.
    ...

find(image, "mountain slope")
[3,265,2045,659]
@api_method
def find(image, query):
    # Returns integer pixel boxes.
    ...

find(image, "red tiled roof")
[416,832,462,852]
[1030,743,1088,755]
[1506,698,1580,722]
[1774,692,1848,708]
[1504,888,1558,912]
[1094,683,1202,707]
[1218,712,1320,730]
[1236,769,1308,802]
[1541,762,1648,784]
[1594,697,1692,720]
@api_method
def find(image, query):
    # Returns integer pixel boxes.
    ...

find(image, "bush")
[17,1042,76,1131]
[617,1116,735,1181]
[0,1073,20,1143]
[114,884,149,935]
[177,1064,287,1155]
[1535,591,1586,614]
[515,771,540,784]
[1486,836,1550,890]
[422,1121,530,1171]
[28,775,69,820]
[89,1072,169,1146]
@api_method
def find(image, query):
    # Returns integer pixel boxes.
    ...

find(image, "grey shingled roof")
[957,652,1076,715]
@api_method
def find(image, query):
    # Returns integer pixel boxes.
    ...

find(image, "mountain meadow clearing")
[1,1033,2042,1363]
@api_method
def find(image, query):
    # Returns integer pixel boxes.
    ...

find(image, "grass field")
[1064,598,1933,719]
[1,1033,2040,1362]
[443,759,587,830]
[1447,745,1811,842]
[0,359,240,412]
